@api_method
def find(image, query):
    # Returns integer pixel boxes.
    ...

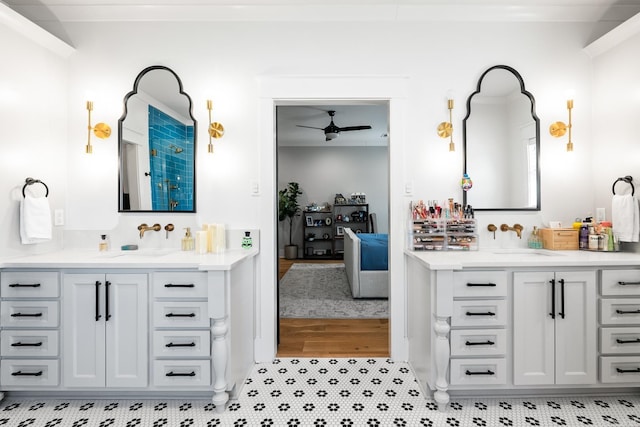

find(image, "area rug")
[279,263,388,318]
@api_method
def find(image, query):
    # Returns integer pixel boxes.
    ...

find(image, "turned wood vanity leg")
[211,317,229,413]
[434,315,451,410]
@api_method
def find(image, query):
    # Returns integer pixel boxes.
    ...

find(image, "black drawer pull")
[616,367,640,374]
[616,338,640,344]
[465,369,495,376]
[166,342,196,348]
[164,283,195,288]
[466,283,496,287]
[11,341,43,347]
[618,281,640,286]
[9,283,41,288]
[465,311,495,316]
[12,370,43,377]
[465,340,495,346]
[166,371,196,377]
[616,309,640,315]
[165,313,196,318]
[11,312,43,318]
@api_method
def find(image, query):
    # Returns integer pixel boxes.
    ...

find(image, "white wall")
[278,146,389,254]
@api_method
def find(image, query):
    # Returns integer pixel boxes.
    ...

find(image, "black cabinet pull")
[558,278,565,319]
[465,311,495,316]
[166,371,196,377]
[11,370,43,377]
[105,281,111,321]
[166,313,196,318]
[95,281,101,321]
[465,369,495,376]
[549,279,556,319]
[618,281,640,286]
[164,283,195,288]
[616,367,640,374]
[11,341,43,347]
[466,283,496,287]
[616,309,640,315]
[465,340,495,346]
[166,342,196,348]
[11,312,43,317]
[9,283,41,288]
[616,338,640,344]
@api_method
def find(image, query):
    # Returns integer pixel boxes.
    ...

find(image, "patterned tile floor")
[1,358,639,426]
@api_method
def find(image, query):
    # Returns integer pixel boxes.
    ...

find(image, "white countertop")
[405,248,640,270]
[0,248,258,271]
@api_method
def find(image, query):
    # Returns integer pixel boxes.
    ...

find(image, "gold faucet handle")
[164,223,174,239]
[500,224,510,232]
[152,223,162,231]
[487,224,497,239]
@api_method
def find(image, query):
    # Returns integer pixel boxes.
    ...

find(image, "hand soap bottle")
[528,226,542,249]
[182,227,194,251]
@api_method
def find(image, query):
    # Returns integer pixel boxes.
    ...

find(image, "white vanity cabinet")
[0,271,61,388]
[62,273,148,388]
[600,269,640,384]
[513,271,596,386]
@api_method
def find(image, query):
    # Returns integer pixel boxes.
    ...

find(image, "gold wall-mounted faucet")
[487,224,497,239]
[500,223,524,239]
[138,223,161,238]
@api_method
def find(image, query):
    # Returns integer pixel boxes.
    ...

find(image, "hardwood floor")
[277,258,389,358]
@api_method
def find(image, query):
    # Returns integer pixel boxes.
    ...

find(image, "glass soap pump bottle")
[182,227,194,251]
[528,226,543,249]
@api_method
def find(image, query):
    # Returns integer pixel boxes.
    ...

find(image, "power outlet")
[54,209,64,226]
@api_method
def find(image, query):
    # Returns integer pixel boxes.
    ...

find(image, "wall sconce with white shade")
[85,101,111,154]
[437,98,455,152]
[549,99,574,152]
[206,99,225,153]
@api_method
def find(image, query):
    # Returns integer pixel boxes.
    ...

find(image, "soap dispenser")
[528,226,542,249]
[182,227,194,251]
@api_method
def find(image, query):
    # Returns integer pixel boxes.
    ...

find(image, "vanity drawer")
[1,271,59,298]
[0,301,59,328]
[153,272,208,299]
[600,356,640,383]
[154,301,209,328]
[450,358,506,386]
[453,271,507,298]
[600,299,640,325]
[1,330,59,357]
[153,330,210,358]
[602,270,640,296]
[153,360,211,387]
[450,329,506,357]
[0,359,59,387]
[451,300,507,327]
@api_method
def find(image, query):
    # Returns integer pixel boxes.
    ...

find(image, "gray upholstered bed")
[343,227,389,299]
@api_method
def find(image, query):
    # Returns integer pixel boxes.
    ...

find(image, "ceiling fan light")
[325,132,339,141]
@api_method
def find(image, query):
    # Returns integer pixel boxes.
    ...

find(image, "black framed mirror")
[118,65,197,212]
[462,65,540,211]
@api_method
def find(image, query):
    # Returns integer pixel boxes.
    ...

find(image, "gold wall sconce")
[85,101,111,154]
[437,98,455,152]
[549,99,574,152]
[206,99,225,153]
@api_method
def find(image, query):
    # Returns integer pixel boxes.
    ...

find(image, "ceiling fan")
[296,110,372,141]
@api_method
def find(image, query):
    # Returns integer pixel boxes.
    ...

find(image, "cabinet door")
[513,271,555,385]
[105,274,148,388]
[554,271,596,385]
[63,274,106,387]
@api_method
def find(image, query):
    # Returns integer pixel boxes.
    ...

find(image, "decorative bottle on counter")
[242,231,253,249]
[579,223,589,250]
[99,234,109,251]
[182,227,194,251]
[527,226,542,249]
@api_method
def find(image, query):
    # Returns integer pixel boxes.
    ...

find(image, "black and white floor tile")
[1,358,639,426]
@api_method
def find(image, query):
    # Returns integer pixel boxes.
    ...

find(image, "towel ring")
[612,176,634,196]
[22,177,49,198]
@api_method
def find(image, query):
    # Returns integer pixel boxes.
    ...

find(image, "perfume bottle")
[99,234,110,251]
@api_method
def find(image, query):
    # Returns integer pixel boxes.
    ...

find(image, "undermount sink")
[488,249,563,256]
[95,248,179,258]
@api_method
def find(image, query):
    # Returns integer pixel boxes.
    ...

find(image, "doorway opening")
[275,101,390,358]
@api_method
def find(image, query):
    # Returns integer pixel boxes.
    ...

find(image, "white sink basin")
[95,248,179,258]
[488,249,563,256]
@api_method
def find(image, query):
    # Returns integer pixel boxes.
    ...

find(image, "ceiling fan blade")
[296,125,324,130]
[338,125,372,132]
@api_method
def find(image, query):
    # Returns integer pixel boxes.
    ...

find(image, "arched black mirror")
[118,65,197,212]
[463,65,540,211]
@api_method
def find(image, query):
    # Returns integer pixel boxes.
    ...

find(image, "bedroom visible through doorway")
[276,102,390,357]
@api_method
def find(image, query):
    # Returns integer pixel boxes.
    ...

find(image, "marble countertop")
[0,248,258,271]
[405,248,640,270]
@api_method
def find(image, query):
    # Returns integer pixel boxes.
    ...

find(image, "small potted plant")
[279,182,303,259]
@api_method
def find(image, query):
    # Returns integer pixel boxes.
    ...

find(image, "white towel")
[19,194,52,244]
[612,194,639,242]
